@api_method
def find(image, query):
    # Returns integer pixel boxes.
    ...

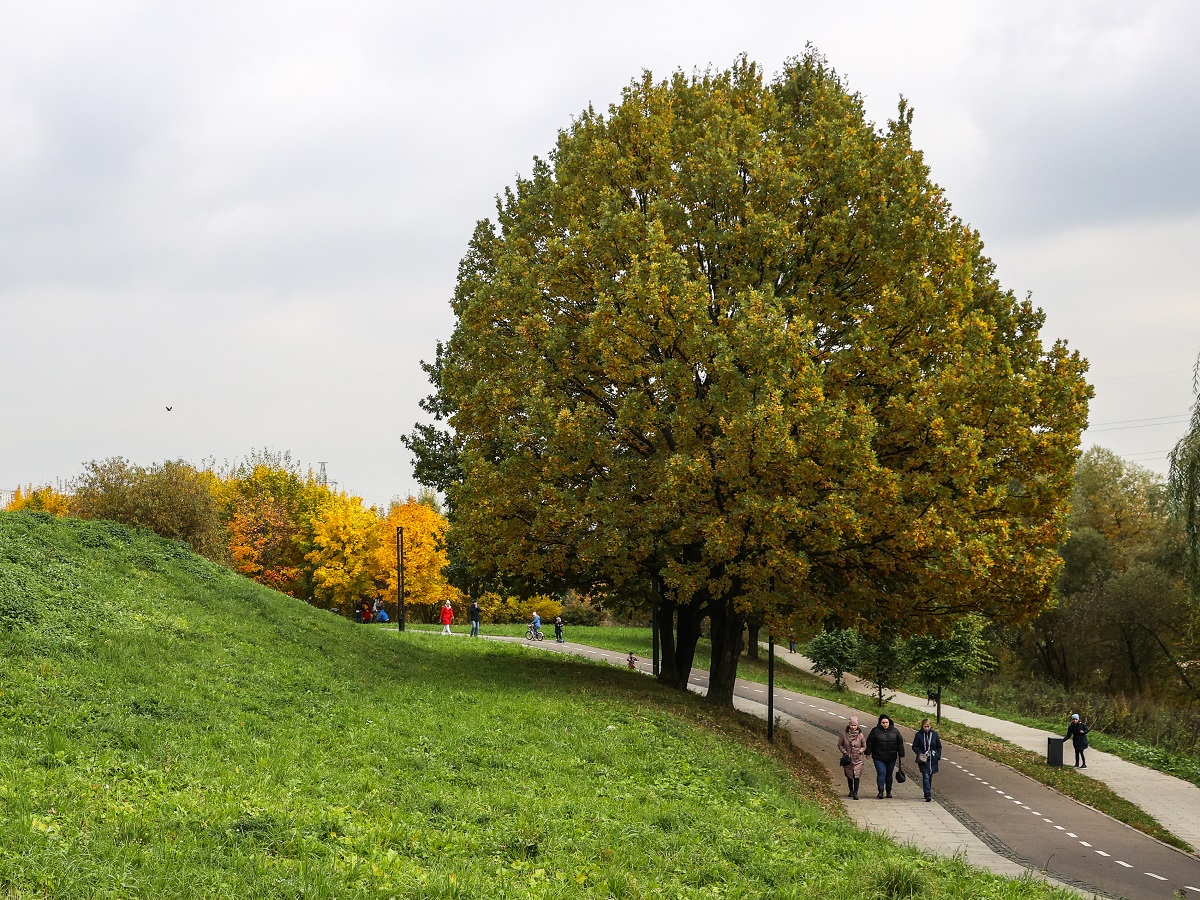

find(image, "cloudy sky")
[3,1,1198,507]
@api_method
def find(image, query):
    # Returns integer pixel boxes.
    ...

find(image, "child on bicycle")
[530,611,542,639]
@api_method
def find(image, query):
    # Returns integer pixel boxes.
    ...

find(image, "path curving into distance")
[457,632,1200,900]
[772,643,1200,856]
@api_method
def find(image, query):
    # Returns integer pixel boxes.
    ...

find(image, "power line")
[1087,417,1188,434]
[1088,413,1188,428]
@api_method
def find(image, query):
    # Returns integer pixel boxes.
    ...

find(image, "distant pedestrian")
[554,616,564,643]
[1066,713,1090,768]
[627,651,638,670]
[838,716,867,800]
[439,599,454,635]
[788,637,797,653]
[469,599,482,637]
[865,714,905,798]
[360,599,373,624]
[912,718,942,802]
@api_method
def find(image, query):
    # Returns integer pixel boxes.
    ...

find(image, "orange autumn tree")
[223,452,332,598]
[374,495,461,623]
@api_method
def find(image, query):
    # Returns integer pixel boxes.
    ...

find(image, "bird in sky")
[166,406,172,411]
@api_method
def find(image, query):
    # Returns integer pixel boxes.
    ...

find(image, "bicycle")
[525,626,544,641]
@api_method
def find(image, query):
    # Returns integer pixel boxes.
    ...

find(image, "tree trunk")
[745,618,761,660]
[706,598,745,706]
[656,600,703,691]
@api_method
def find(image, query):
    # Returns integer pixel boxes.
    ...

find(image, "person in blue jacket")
[912,718,942,801]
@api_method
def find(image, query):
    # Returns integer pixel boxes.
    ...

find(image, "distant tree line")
[3,451,465,620]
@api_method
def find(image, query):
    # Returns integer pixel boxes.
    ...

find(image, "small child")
[554,616,564,643]
[627,651,638,670]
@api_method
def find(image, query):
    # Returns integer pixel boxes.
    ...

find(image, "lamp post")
[396,526,406,632]
[767,634,775,742]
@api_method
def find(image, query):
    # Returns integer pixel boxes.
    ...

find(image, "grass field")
[0,511,1076,898]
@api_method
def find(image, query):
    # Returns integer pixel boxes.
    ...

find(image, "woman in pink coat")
[838,716,868,800]
[439,600,454,634]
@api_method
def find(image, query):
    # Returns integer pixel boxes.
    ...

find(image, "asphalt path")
[499,635,1200,900]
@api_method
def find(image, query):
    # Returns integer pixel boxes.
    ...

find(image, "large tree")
[1169,353,1200,646]
[414,54,1089,705]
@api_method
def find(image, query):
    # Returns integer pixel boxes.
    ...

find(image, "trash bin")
[1047,736,1066,767]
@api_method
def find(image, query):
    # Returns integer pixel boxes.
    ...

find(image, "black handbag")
[839,754,851,767]
[895,763,907,784]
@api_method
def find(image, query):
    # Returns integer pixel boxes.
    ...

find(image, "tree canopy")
[414,53,1090,705]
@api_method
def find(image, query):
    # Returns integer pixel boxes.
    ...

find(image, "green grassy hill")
[0,511,1071,899]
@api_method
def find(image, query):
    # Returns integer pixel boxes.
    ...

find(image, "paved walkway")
[725,692,1079,895]
[773,645,1200,854]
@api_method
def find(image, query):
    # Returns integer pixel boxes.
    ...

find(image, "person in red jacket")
[439,599,454,635]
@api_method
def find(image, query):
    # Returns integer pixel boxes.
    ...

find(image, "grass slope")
[0,512,1072,899]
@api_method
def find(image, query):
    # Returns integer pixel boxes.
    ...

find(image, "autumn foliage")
[415,53,1091,705]
[4,452,458,615]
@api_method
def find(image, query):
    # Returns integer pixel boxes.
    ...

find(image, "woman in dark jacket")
[1066,713,1090,768]
[865,714,905,798]
[912,718,942,802]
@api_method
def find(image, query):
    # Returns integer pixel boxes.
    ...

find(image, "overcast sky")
[3,1,1198,507]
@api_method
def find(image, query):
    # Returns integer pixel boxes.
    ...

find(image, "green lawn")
[1,511,1074,898]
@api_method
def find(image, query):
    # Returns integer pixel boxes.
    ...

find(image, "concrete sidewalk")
[774,645,1200,853]
[726,692,1080,895]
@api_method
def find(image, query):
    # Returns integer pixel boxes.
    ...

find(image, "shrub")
[476,592,562,624]
[560,592,604,626]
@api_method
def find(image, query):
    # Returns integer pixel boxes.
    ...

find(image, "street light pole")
[396,526,406,632]
[768,634,775,742]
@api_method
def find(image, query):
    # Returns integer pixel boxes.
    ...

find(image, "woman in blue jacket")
[912,718,942,802]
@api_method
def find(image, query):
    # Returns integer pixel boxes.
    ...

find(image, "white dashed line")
[1095,851,1110,857]
[1185,887,1200,894]
[1054,826,1065,831]
[753,688,764,693]
[1003,794,1014,799]
[1116,861,1133,868]
[1145,873,1167,881]
[1030,812,1040,816]
[1079,841,1091,847]
[1043,818,1053,823]
[1065,832,1077,838]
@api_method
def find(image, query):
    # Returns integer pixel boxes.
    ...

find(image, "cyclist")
[529,611,542,639]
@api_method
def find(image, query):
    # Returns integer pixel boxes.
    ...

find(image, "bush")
[476,592,562,624]
[560,592,604,626]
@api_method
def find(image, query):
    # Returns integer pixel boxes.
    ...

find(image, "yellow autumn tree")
[5,484,71,516]
[374,496,461,622]
[305,493,381,612]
